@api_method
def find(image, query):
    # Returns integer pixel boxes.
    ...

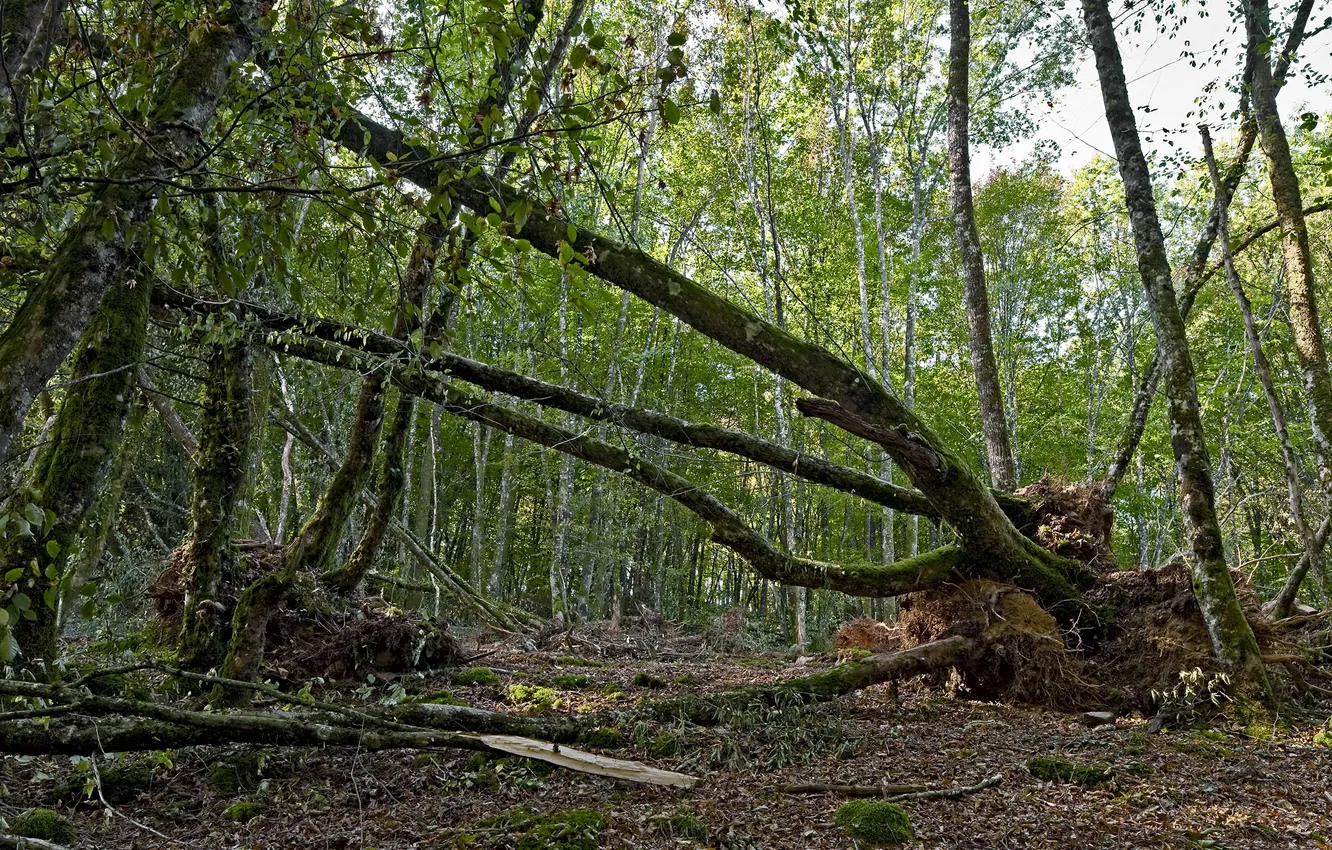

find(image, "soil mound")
[832,617,899,652]
[898,579,1095,710]
[1013,477,1115,568]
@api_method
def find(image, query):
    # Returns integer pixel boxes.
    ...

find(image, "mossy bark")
[178,341,255,670]
[1081,0,1269,693]
[63,396,148,621]
[0,0,263,464]
[0,272,152,666]
[1246,0,1332,491]
[323,225,440,594]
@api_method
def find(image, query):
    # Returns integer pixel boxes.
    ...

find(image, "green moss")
[452,667,499,686]
[650,807,708,841]
[507,684,560,709]
[550,674,591,689]
[580,727,626,750]
[83,670,154,701]
[834,800,914,846]
[1314,730,1332,748]
[224,801,263,823]
[632,671,666,689]
[647,731,680,758]
[1026,756,1113,787]
[839,648,873,660]
[411,689,467,706]
[513,808,607,850]
[598,682,625,699]
[11,808,78,844]
[554,655,605,667]
[207,751,265,795]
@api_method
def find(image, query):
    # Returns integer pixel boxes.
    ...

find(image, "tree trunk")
[1245,0,1332,491]
[0,271,152,665]
[178,341,255,670]
[1081,0,1268,691]
[0,0,262,464]
[947,0,1016,492]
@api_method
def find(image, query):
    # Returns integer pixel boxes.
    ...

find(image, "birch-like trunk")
[947,0,1016,491]
[1081,0,1268,690]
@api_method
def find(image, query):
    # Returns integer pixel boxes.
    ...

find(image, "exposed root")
[1012,477,1115,569]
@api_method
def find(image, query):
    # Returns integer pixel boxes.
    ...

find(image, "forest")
[1,0,1331,845]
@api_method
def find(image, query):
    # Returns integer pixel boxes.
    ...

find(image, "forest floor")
[4,626,1332,850]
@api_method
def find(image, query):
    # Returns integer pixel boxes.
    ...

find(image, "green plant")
[834,800,914,846]
[506,684,560,709]
[550,673,591,689]
[1150,668,1233,727]
[514,808,607,850]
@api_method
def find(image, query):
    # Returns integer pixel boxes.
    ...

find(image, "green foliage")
[834,800,914,846]
[452,667,500,686]
[646,731,680,758]
[11,808,78,845]
[579,727,626,750]
[51,757,155,804]
[550,673,591,689]
[411,689,468,706]
[1026,756,1113,787]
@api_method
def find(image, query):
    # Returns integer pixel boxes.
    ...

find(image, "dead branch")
[778,782,928,797]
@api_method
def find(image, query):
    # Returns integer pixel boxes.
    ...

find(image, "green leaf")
[0,628,15,662]
[566,223,578,243]
[0,608,8,626]
[709,90,722,114]
[81,599,98,621]
[662,98,681,125]
[23,502,44,529]
[4,568,23,583]
[101,216,118,241]
[667,31,687,46]
[12,592,30,612]
[46,539,60,558]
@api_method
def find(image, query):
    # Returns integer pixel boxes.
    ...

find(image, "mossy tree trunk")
[1245,0,1332,492]
[1081,0,1269,692]
[178,340,255,670]
[0,0,262,465]
[0,272,152,666]
[323,223,441,594]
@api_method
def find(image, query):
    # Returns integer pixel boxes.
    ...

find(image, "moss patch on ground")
[632,671,667,689]
[835,800,914,846]
[208,750,267,795]
[453,667,500,686]
[506,684,560,709]
[12,807,78,844]
[550,673,592,689]
[1027,755,1113,786]
[224,800,264,823]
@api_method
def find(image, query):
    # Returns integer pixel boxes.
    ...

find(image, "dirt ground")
[4,643,1331,849]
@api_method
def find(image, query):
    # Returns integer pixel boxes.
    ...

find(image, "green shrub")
[452,667,499,686]
[1027,755,1113,786]
[834,800,914,846]
[12,808,78,845]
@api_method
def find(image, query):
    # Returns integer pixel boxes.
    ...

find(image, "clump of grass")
[1027,755,1113,787]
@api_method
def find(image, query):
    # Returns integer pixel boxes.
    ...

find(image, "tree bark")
[0,0,263,464]
[1245,0,1332,491]
[947,0,1016,491]
[1081,0,1268,690]
[178,341,254,670]
[0,271,151,665]
[1099,0,1317,498]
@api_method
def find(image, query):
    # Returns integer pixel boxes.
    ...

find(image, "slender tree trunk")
[179,341,254,670]
[947,0,1015,491]
[1204,127,1323,616]
[1081,0,1268,690]
[470,423,492,589]
[1246,0,1332,491]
